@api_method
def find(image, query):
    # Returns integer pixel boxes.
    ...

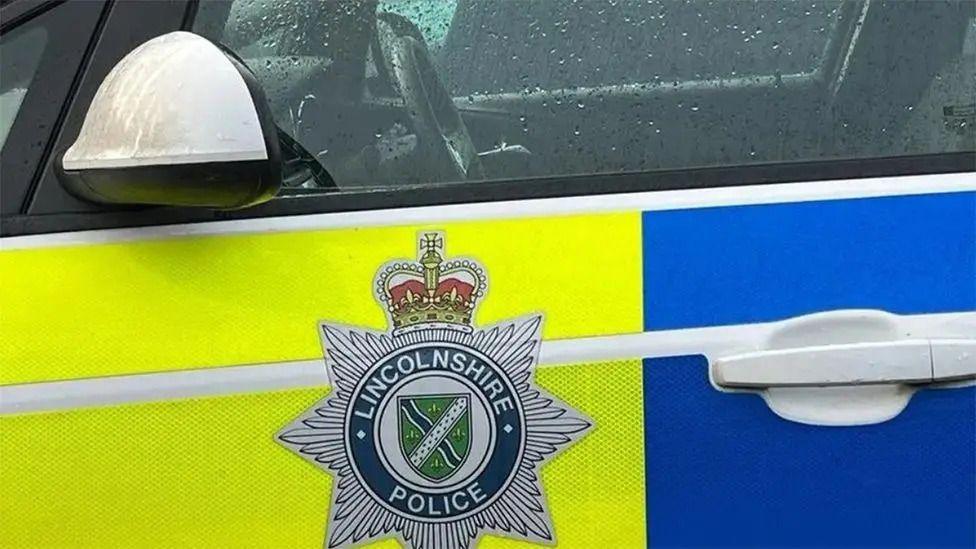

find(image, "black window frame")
[1,0,972,238]
[3,151,971,236]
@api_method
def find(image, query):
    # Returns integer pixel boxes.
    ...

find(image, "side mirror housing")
[59,31,281,209]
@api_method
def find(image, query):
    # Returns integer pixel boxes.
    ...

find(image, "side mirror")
[58,32,281,209]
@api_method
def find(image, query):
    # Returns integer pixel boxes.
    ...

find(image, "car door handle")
[713,338,976,388]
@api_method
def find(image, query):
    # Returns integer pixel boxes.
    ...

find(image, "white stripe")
[1,172,972,251]
[0,359,327,415]
[1,311,971,415]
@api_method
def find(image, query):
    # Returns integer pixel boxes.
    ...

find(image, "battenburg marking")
[278,232,592,549]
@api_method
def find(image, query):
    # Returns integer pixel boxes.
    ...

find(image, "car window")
[378,0,456,50]
[1,0,107,217]
[439,1,836,94]
[194,0,974,193]
[0,25,48,149]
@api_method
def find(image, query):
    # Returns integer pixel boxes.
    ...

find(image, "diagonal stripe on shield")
[397,393,472,483]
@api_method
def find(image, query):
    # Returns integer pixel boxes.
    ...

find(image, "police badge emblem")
[278,232,592,549]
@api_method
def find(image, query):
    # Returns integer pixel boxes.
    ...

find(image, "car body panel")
[1,175,973,547]
[0,213,641,385]
[1,359,646,549]
[644,354,975,547]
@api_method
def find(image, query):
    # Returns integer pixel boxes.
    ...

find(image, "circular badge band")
[347,343,525,522]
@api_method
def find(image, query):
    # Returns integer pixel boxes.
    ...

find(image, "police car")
[1,1,974,548]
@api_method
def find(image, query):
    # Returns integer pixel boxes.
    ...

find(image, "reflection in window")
[194,0,975,193]
[0,26,48,148]
[441,1,838,95]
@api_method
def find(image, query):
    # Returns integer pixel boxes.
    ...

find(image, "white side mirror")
[59,31,281,209]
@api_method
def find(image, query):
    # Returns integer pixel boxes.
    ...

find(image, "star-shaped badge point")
[278,315,591,549]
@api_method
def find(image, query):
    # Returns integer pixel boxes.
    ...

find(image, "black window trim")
[0,0,60,32]
[2,150,972,237]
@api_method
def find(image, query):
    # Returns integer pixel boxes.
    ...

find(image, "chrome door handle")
[713,339,976,388]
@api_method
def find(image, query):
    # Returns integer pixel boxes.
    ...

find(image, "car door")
[1,1,974,548]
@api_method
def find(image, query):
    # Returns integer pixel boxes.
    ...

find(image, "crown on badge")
[376,232,487,335]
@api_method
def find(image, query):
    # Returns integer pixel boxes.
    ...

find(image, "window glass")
[440,1,835,94]
[0,25,48,148]
[378,0,457,50]
[194,0,975,193]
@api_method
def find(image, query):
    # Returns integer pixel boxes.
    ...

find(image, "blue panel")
[642,192,976,330]
[640,192,976,547]
[643,355,976,548]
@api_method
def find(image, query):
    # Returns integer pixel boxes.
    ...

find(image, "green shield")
[398,394,472,483]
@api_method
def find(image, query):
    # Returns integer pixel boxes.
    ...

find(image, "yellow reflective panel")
[0,213,640,385]
[0,360,644,548]
[482,360,646,549]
